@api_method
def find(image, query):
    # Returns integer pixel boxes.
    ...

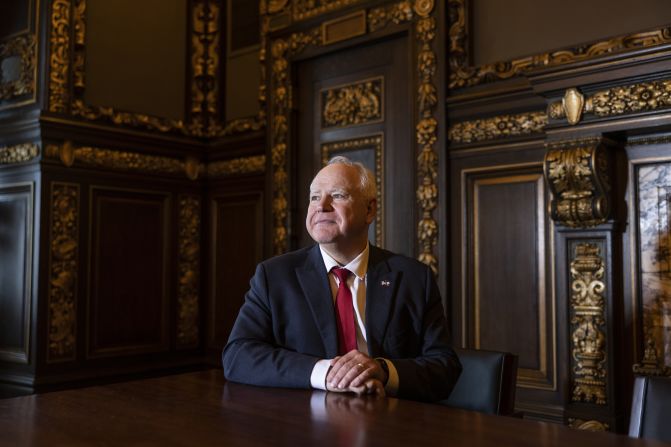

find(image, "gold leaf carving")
[177,195,200,348]
[321,78,383,128]
[544,138,611,228]
[49,0,71,113]
[0,33,37,102]
[568,418,609,431]
[0,143,39,164]
[368,1,414,33]
[48,183,79,362]
[633,337,670,376]
[292,0,364,21]
[449,111,547,144]
[207,155,266,177]
[570,243,608,405]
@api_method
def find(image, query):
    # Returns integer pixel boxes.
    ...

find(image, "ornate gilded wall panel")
[48,0,70,113]
[320,77,383,128]
[569,242,608,405]
[447,0,671,89]
[544,138,612,228]
[177,195,201,348]
[0,143,39,164]
[0,33,37,106]
[321,135,383,246]
[635,161,671,373]
[47,182,79,363]
[448,111,547,144]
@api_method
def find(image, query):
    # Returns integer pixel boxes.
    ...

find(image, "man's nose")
[317,196,333,210]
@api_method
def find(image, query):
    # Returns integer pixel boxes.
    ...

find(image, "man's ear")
[366,199,377,224]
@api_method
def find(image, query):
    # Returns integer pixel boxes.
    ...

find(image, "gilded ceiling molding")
[544,138,611,228]
[448,111,547,144]
[47,182,79,363]
[549,80,671,125]
[207,155,266,177]
[448,0,671,89]
[49,0,71,113]
[321,77,383,128]
[0,143,39,164]
[44,143,204,179]
[569,243,608,405]
[0,33,37,102]
[177,195,201,348]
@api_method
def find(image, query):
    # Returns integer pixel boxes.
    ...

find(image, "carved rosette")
[448,111,547,144]
[47,183,79,362]
[207,155,266,177]
[0,33,37,102]
[544,139,611,228]
[447,0,671,89]
[49,0,71,113]
[321,77,383,128]
[569,243,608,405]
[0,143,40,164]
[415,2,438,274]
[177,195,201,348]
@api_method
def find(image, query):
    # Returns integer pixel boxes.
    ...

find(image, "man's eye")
[310,195,320,201]
[332,193,344,199]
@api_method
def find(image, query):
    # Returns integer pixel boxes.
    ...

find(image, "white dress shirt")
[309,243,399,395]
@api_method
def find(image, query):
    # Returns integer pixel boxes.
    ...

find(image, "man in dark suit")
[223,157,461,402]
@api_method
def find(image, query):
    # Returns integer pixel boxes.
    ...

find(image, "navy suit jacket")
[222,244,461,402]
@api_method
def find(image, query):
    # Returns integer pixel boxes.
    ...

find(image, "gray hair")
[327,155,376,201]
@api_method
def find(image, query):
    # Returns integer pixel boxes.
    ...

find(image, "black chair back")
[442,348,518,415]
[629,375,671,443]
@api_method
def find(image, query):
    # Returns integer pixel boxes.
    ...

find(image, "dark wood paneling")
[88,187,170,358]
[0,0,29,40]
[209,191,263,351]
[0,182,33,363]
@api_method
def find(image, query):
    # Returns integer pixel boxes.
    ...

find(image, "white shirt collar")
[318,243,369,280]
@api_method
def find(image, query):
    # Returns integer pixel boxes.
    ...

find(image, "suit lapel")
[295,245,339,358]
[365,246,398,356]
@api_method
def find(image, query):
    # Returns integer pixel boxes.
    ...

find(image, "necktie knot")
[332,267,351,284]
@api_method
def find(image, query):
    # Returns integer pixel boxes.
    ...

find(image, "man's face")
[305,163,375,248]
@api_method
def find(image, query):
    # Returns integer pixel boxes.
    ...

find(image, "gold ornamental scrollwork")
[448,0,671,89]
[448,111,547,144]
[207,155,266,177]
[321,77,383,128]
[177,195,201,348]
[47,183,79,362]
[544,139,611,228]
[49,0,71,113]
[569,243,608,405]
[44,143,204,180]
[568,418,609,432]
[0,143,40,164]
[292,0,364,21]
[0,33,37,103]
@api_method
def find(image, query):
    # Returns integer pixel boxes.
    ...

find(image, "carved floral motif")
[321,78,383,128]
[49,0,71,113]
[0,143,39,164]
[448,112,547,144]
[177,196,201,348]
[0,33,37,102]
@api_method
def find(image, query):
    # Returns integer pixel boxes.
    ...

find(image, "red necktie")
[332,267,357,355]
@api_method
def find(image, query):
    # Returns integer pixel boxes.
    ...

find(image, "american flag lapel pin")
[380,280,390,287]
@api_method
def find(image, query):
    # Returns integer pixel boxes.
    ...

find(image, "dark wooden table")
[0,369,666,446]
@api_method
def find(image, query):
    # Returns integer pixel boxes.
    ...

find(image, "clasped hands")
[326,350,387,397]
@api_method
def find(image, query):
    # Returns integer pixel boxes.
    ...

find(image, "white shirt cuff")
[310,359,332,390]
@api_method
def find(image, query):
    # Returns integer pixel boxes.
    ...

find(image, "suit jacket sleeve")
[384,265,462,402]
[222,262,320,389]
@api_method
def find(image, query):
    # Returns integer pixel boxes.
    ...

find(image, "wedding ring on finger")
[357,363,364,369]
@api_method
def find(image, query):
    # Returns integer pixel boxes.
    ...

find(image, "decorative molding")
[569,243,608,405]
[0,143,39,164]
[448,0,671,89]
[633,337,670,376]
[49,0,71,113]
[292,0,364,21]
[321,77,383,128]
[549,80,671,125]
[0,33,37,102]
[47,183,79,362]
[448,111,547,144]
[177,195,201,348]
[207,155,266,177]
[568,418,609,432]
[44,143,204,179]
[544,138,611,228]
[415,3,439,274]
[368,1,414,33]
[321,135,383,246]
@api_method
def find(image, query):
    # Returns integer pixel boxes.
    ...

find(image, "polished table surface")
[0,369,667,446]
